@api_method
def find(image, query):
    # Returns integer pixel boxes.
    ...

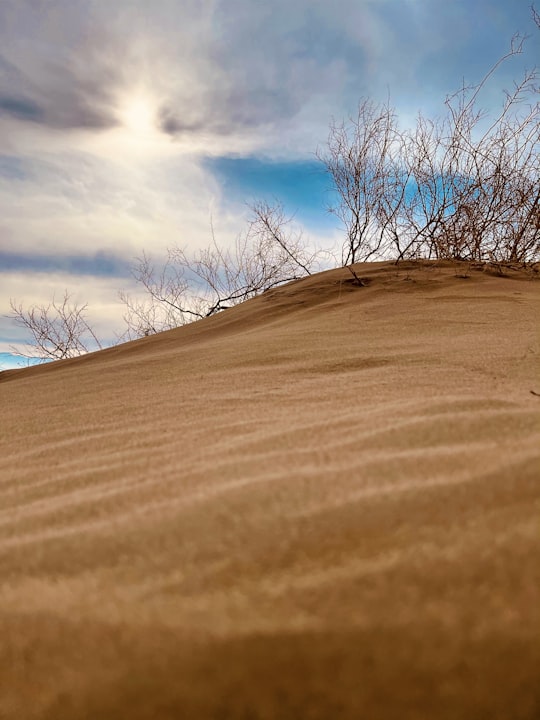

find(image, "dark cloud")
[0,59,119,131]
[0,3,122,132]
[0,95,45,123]
[156,95,290,139]
[153,2,368,139]
[157,106,203,136]
[0,250,130,278]
[1,0,536,143]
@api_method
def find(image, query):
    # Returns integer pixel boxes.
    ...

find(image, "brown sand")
[1,260,539,719]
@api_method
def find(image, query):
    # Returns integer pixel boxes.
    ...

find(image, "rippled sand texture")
[1,261,540,720]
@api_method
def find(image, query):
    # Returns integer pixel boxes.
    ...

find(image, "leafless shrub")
[429,34,540,264]
[118,250,196,340]
[8,202,321,356]
[317,99,407,264]
[8,291,103,362]
[119,201,322,340]
[321,32,539,266]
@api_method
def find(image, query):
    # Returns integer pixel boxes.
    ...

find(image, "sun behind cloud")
[102,88,174,157]
[119,91,157,136]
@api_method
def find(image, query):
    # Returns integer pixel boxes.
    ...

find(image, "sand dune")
[1,260,539,719]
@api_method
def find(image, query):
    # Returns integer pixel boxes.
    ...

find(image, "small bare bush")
[317,99,407,264]
[321,31,539,266]
[119,201,322,340]
[8,291,103,362]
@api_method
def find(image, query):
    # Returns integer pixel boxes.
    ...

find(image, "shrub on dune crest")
[318,34,539,265]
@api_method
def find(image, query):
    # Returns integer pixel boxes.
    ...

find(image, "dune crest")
[1,261,540,719]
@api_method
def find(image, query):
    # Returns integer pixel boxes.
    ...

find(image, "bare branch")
[320,29,540,266]
[317,99,407,265]
[120,202,323,339]
[8,291,102,361]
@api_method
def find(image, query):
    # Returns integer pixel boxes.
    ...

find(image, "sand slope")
[1,260,539,719]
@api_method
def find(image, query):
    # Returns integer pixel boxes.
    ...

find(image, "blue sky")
[0,0,538,367]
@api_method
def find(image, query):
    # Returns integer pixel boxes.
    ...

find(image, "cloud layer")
[3,0,534,146]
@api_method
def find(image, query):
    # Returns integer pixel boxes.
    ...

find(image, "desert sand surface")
[1,260,539,719]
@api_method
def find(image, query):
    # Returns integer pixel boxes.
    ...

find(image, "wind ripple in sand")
[1,262,539,720]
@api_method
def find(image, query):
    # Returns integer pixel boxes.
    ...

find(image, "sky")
[0,0,538,368]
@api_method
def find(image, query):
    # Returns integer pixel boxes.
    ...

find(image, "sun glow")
[92,89,174,160]
[119,92,157,136]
